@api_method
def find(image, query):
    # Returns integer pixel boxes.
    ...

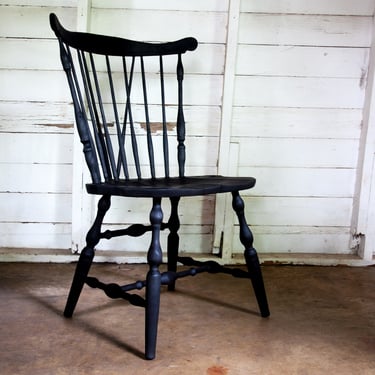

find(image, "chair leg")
[145,197,163,360]
[232,191,270,318]
[64,195,111,318]
[167,197,180,291]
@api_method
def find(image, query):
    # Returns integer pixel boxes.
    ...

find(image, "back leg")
[232,191,270,318]
[167,197,180,291]
[64,195,111,317]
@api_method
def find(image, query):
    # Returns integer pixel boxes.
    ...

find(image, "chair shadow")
[24,291,145,360]
[170,287,261,317]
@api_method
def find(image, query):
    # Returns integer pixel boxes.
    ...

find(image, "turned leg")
[64,195,111,318]
[232,191,270,318]
[167,197,180,291]
[145,197,163,360]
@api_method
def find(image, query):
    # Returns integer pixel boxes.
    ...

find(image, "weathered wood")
[244,196,353,227]
[231,107,362,140]
[1,164,72,193]
[0,5,76,38]
[0,133,73,164]
[0,193,72,222]
[240,0,375,16]
[91,8,228,43]
[236,45,369,78]
[240,167,356,198]
[234,138,358,168]
[91,0,229,12]
[239,14,372,47]
[234,76,366,108]
[232,227,354,255]
[0,223,71,249]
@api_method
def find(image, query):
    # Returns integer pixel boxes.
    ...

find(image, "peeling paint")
[38,123,74,129]
[139,122,176,133]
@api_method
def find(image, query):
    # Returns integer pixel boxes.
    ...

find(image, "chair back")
[50,13,198,183]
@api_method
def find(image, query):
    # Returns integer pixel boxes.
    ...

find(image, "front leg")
[64,195,111,317]
[145,197,163,360]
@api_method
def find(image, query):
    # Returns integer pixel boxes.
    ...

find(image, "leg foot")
[245,247,270,317]
[64,247,94,317]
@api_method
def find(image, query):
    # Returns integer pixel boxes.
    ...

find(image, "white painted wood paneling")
[0,133,73,164]
[237,45,369,78]
[240,0,375,16]
[234,227,353,255]
[0,0,373,264]
[244,196,353,227]
[90,8,228,44]
[0,223,71,249]
[234,138,358,168]
[0,102,74,134]
[231,107,362,140]
[239,14,372,47]
[0,6,76,38]
[0,164,72,193]
[0,39,62,70]
[1,0,77,6]
[0,193,71,222]
[65,3,228,255]
[91,0,229,12]
[224,0,373,258]
[0,4,76,251]
[240,167,356,198]
[234,76,366,108]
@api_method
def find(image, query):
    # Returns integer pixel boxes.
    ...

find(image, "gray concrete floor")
[0,262,374,375]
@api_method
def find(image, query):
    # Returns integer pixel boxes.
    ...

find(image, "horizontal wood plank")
[0,222,71,249]
[0,0,77,6]
[244,196,353,227]
[0,39,62,71]
[0,5,76,39]
[1,70,222,106]
[236,45,369,78]
[0,192,71,222]
[232,227,352,254]
[238,14,373,47]
[233,76,366,109]
[0,133,73,164]
[104,195,215,225]
[91,8,228,44]
[92,0,228,12]
[0,102,74,133]
[240,0,375,16]
[231,107,362,140]
[239,167,356,198]
[233,137,358,168]
[0,164,72,193]
[0,70,71,102]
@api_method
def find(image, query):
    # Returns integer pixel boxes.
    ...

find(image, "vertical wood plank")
[214,0,240,258]
[352,16,375,260]
[71,0,92,252]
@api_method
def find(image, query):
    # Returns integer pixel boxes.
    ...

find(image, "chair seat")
[86,175,256,197]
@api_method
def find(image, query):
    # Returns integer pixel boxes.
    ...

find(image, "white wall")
[0,1,77,250]
[228,1,374,258]
[0,0,374,264]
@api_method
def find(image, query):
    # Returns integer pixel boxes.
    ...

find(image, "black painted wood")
[50,13,270,360]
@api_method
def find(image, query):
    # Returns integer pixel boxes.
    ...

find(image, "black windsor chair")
[50,13,270,360]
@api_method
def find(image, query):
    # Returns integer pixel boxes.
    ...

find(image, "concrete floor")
[0,262,374,375]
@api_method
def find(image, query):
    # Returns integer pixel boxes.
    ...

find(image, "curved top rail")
[50,13,198,56]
